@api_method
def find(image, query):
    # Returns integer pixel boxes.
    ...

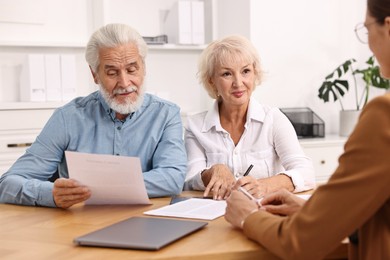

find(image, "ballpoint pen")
[243,164,253,177]
[238,186,256,200]
[238,186,263,206]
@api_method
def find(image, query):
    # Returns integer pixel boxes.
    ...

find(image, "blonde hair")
[197,35,263,99]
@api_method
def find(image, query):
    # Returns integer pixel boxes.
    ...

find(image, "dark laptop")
[74,216,208,250]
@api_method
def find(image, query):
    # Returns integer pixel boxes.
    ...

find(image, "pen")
[243,164,253,177]
[238,186,263,206]
[238,186,256,200]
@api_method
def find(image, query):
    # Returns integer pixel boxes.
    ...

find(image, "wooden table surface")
[0,191,347,260]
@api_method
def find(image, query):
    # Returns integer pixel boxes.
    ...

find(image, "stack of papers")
[144,198,226,220]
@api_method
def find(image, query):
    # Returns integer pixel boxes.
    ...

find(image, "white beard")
[99,84,145,115]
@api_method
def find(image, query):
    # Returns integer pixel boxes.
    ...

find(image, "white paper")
[144,198,226,220]
[297,194,311,200]
[65,151,151,205]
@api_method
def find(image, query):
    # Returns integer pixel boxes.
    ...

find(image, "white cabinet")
[0,105,57,175]
[299,136,347,184]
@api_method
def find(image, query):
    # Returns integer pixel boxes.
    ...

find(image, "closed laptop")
[74,216,208,250]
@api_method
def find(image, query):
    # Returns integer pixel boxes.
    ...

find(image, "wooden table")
[0,191,347,260]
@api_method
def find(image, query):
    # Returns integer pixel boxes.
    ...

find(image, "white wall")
[1,0,385,134]
[249,0,384,134]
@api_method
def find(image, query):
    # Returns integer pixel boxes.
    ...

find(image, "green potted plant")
[318,55,389,136]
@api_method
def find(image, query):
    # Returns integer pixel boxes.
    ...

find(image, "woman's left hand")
[233,174,295,199]
[233,176,268,199]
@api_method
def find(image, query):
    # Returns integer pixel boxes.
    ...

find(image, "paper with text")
[65,151,151,205]
[144,198,226,220]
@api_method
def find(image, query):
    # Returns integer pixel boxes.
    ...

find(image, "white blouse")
[184,99,316,192]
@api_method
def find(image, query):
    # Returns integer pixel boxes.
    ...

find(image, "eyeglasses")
[354,21,377,44]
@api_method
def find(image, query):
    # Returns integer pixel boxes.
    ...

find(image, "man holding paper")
[0,24,187,208]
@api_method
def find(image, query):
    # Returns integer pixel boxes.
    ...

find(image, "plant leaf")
[318,80,349,103]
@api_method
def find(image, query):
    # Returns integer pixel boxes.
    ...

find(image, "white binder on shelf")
[60,54,77,101]
[163,1,192,44]
[191,1,205,44]
[44,54,62,101]
[20,54,46,102]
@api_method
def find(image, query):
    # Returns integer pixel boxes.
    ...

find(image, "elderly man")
[0,24,187,208]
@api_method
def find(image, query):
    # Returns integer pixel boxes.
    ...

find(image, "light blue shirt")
[0,91,187,207]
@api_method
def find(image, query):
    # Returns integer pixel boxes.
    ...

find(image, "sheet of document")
[144,198,226,220]
[296,194,311,200]
[65,151,151,205]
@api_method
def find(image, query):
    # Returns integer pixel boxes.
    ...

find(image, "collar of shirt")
[201,98,266,132]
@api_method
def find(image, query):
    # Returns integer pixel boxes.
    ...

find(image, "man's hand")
[53,178,91,209]
[202,164,235,200]
[260,189,305,216]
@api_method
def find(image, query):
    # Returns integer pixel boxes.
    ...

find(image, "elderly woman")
[184,35,315,200]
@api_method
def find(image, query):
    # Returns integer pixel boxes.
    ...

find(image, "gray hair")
[85,24,148,72]
[198,35,263,99]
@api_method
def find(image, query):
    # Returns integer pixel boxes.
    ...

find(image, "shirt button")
[117,126,121,130]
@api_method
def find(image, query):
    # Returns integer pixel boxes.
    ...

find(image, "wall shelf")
[0,102,66,111]
[148,44,206,51]
[0,42,87,48]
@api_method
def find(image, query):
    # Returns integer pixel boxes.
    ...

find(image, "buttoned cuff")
[38,181,56,207]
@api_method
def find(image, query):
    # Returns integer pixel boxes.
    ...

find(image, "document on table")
[65,151,151,205]
[144,198,226,220]
[297,194,311,200]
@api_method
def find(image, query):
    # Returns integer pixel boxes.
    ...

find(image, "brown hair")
[368,0,390,25]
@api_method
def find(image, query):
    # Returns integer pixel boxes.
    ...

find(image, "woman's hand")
[202,164,236,200]
[225,190,259,229]
[260,189,305,216]
[233,174,295,199]
[233,176,266,199]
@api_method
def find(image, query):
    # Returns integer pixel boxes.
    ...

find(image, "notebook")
[74,216,208,250]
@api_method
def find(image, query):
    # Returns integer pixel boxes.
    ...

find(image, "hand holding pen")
[234,164,264,201]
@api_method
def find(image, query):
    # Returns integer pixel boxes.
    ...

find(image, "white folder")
[20,54,46,102]
[45,54,62,101]
[191,1,205,44]
[60,54,77,101]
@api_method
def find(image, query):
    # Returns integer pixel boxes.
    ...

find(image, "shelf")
[0,41,206,50]
[0,41,87,48]
[0,102,66,110]
[148,44,206,51]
